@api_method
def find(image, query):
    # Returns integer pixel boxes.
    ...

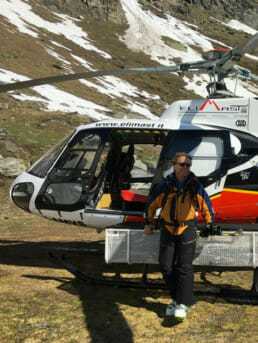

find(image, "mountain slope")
[0,0,257,169]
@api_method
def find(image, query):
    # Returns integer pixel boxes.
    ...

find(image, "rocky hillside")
[0,0,257,177]
[157,0,258,29]
[38,0,258,29]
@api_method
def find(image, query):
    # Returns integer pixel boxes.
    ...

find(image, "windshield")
[28,131,75,178]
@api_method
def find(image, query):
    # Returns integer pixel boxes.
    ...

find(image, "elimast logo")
[199,100,220,111]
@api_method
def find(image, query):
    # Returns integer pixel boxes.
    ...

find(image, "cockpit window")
[57,134,101,171]
[28,131,75,178]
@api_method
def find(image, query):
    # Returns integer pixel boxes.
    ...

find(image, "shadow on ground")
[0,238,257,341]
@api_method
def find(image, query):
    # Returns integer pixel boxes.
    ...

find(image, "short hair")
[172,152,192,165]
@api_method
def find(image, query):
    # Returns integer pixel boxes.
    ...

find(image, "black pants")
[159,225,197,306]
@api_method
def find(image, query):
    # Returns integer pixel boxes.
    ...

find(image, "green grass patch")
[162,36,186,51]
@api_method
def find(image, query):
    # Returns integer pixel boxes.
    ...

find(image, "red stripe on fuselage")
[198,189,258,223]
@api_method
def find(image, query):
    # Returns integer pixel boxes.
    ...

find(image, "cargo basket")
[105,229,258,268]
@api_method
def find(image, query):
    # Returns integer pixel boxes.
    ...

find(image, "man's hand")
[200,224,222,237]
[211,224,222,235]
[144,224,154,235]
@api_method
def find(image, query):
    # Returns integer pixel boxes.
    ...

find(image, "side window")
[191,137,223,176]
[155,133,224,184]
[131,144,162,179]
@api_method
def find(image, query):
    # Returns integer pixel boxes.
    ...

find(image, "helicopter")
[1,32,258,300]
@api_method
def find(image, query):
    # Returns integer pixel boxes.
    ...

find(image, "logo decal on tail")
[200,100,220,111]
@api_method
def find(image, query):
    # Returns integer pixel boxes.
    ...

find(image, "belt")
[160,218,196,227]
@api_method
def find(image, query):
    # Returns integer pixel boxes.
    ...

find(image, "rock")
[4,140,19,153]
[146,160,158,174]
[0,102,10,109]
[38,0,126,23]
[0,156,26,177]
[36,0,258,29]
[0,128,10,138]
[134,159,148,171]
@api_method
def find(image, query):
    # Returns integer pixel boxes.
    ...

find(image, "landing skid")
[50,250,258,305]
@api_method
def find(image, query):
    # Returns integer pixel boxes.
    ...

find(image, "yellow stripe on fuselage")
[210,193,221,200]
[223,188,258,195]
[210,188,258,200]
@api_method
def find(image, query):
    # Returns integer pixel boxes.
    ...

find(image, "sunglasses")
[177,162,191,167]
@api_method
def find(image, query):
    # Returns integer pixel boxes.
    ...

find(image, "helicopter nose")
[11,182,34,212]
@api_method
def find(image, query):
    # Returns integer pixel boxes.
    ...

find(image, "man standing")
[144,152,214,321]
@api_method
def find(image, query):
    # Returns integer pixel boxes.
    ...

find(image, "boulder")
[0,156,26,177]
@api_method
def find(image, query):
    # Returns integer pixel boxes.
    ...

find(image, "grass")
[161,36,186,52]
[0,102,83,163]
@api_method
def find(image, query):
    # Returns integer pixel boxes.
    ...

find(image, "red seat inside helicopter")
[120,189,148,203]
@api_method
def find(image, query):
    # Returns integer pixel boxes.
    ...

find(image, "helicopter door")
[35,129,110,211]
[153,130,232,196]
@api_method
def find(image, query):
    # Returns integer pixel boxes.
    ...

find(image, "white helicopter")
[1,32,258,300]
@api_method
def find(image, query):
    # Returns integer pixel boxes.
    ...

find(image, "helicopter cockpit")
[31,128,165,213]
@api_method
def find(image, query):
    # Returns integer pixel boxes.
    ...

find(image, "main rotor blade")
[233,64,258,82]
[0,65,180,93]
[216,32,258,71]
[1,32,257,93]
[248,72,258,82]
[231,32,258,59]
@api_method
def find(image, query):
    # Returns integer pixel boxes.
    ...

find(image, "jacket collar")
[166,171,196,189]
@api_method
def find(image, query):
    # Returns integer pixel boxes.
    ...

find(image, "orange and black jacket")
[145,172,214,235]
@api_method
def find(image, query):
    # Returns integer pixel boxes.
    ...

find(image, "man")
[144,152,214,321]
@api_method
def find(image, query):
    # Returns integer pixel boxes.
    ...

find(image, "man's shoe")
[174,304,188,321]
[165,300,177,316]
